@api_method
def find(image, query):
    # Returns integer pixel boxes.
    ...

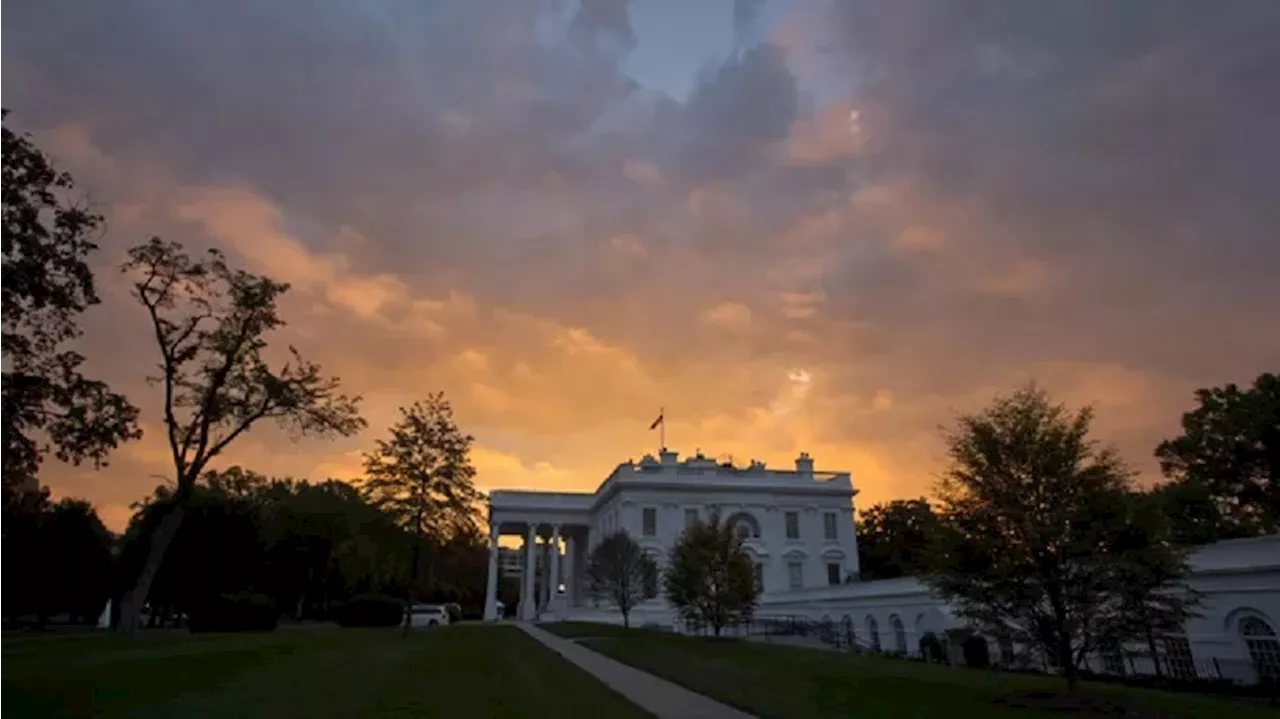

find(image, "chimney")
[795,452,814,476]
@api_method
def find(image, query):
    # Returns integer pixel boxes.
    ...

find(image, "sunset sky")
[5,0,1279,532]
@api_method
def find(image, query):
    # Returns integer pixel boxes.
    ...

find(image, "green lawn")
[555,624,1274,719]
[3,624,654,719]
[539,620,673,639]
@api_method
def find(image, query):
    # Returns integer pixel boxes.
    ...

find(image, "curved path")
[516,623,758,719]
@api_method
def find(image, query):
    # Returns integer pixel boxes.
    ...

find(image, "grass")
[549,622,1275,719]
[538,620,673,640]
[3,624,654,718]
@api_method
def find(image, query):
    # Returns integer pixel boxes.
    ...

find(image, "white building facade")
[482,448,1280,684]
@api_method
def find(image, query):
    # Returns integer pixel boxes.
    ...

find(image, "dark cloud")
[4,0,1279,519]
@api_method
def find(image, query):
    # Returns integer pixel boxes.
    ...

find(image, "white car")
[404,603,451,628]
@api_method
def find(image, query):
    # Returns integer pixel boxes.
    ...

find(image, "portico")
[484,491,596,621]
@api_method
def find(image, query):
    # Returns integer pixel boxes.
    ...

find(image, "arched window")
[866,615,881,651]
[889,614,907,654]
[1240,615,1280,681]
[724,512,761,540]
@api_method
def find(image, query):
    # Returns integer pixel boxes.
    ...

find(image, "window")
[685,508,698,528]
[890,614,907,654]
[753,563,764,592]
[823,512,837,541]
[726,512,760,539]
[1241,616,1280,681]
[642,553,659,598]
[787,561,803,590]
[1162,636,1195,680]
[642,508,657,537]
[866,615,881,651]
[842,615,856,647]
[826,562,842,586]
[785,511,800,539]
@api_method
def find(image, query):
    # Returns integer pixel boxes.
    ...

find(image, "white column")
[549,525,562,599]
[585,525,598,607]
[483,523,500,621]
[521,525,537,620]
[564,535,575,607]
[541,537,552,609]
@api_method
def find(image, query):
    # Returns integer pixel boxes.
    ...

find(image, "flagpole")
[659,406,665,452]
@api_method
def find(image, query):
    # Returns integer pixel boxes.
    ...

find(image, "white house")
[482,448,1280,684]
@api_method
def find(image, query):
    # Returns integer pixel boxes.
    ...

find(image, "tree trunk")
[117,504,186,635]
[1059,639,1077,693]
[622,608,630,628]
[402,528,423,636]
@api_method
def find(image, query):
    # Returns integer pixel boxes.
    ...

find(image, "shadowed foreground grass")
[3,624,653,719]
[545,622,1274,719]
[538,620,673,639]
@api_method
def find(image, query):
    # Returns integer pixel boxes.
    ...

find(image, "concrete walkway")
[516,623,757,719]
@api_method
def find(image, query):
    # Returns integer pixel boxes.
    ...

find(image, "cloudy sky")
[5,0,1279,531]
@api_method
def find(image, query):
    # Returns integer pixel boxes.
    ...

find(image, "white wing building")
[482,447,1280,685]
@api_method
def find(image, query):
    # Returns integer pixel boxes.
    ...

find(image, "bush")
[962,635,991,668]
[334,594,403,627]
[188,593,277,633]
[919,631,947,663]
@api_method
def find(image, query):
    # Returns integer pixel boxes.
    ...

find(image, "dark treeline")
[5,466,498,628]
[116,467,493,626]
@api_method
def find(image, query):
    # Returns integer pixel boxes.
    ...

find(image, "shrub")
[334,594,403,627]
[919,631,947,663]
[188,593,277,633]
[962,634,991,668]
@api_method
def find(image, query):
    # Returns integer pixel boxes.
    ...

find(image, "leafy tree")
[664,515,759,637]
[116,238,365,634]
[923,384,1195,691]
[361,394,481,630]
[857,498,939,580]
[3,490,54,624]
[1098,492,1201,678]
[42,498,116,623]
[1155,372,1280,541]
[3,491,113,626]
[585,530,657,628]
[2,110,140,493]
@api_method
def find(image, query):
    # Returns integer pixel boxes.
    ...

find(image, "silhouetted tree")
[43,498,115,623]
[586,531,656,628]
[923,385,1194,692]
[1093,490,1200,678]
[3,488,54,624]
[2,110,139,494]
[117,238,365,634]
[1155,372,1279,542]
[361,394,481,631]
[3,491,113,626]
[857,498,939,580]
[664,515,758,637]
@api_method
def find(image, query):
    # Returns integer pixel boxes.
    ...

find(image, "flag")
[649,411,664,430]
